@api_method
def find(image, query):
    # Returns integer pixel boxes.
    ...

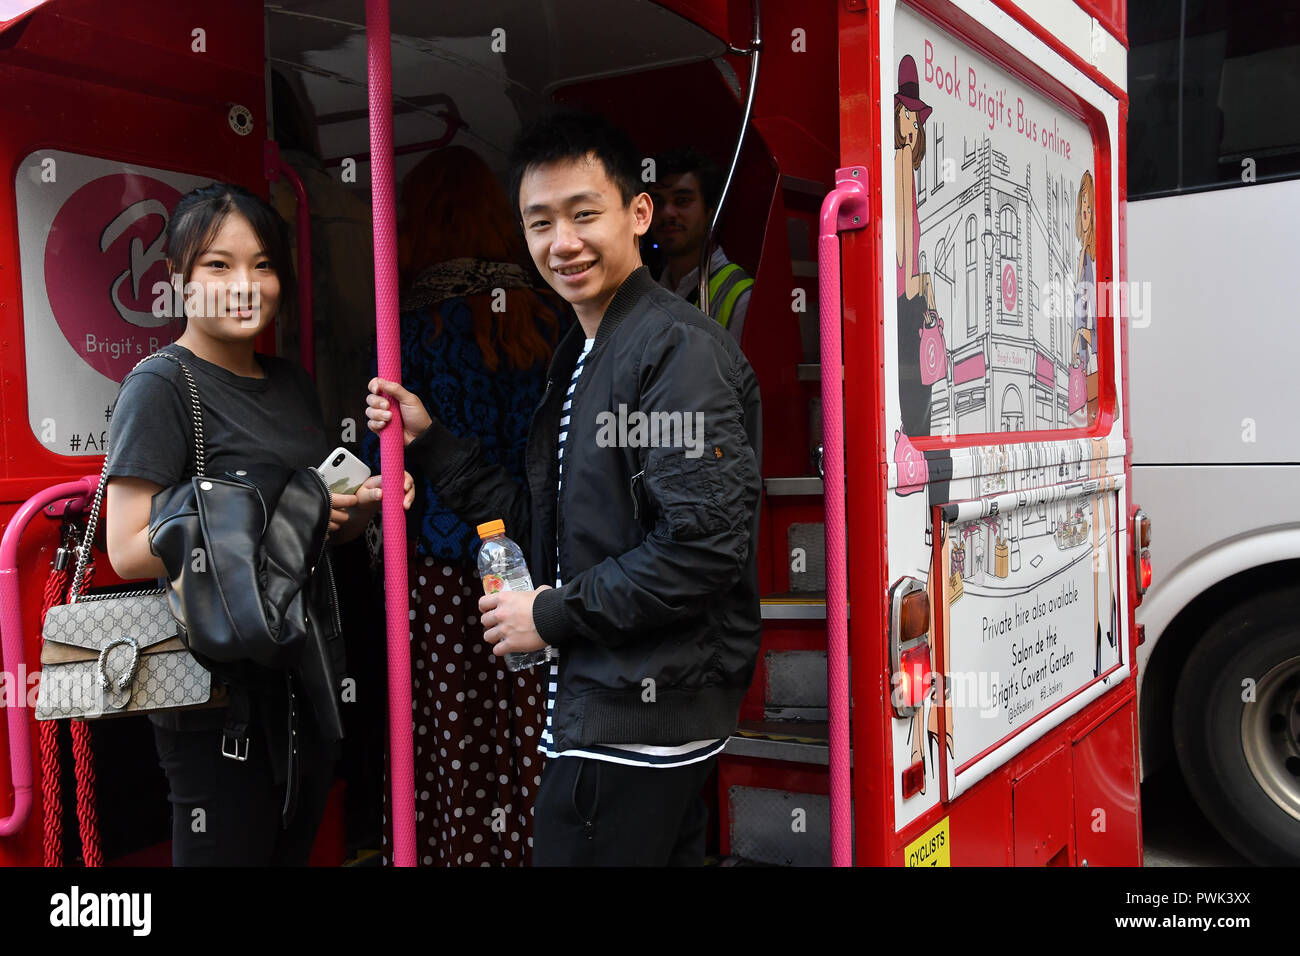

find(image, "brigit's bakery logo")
[43,174,183,380]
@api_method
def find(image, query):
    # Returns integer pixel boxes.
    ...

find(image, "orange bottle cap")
[476,519,505,539]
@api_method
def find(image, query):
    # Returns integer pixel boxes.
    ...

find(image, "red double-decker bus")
[0,0,1145,867]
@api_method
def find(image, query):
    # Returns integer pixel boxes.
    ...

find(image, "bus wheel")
[1172,586,1300,865]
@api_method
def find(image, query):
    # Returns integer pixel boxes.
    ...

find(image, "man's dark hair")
[508,110,644,215]
[652,146,723,213]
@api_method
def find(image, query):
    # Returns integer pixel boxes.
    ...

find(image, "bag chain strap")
[69,351,207,603]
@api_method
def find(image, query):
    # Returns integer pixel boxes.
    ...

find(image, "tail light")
[1133,509,1152,604]
[889,577,932,719]
[891,577,933,798]
[898,641,932,709]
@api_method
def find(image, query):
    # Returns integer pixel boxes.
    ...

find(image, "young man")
[647,146,754,342]
[366,112,762,866]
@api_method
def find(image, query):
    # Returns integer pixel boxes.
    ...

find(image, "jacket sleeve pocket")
[645,449,728,540]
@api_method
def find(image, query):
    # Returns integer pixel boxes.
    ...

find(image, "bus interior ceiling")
[267,0,726,185]
[267,0,820,488]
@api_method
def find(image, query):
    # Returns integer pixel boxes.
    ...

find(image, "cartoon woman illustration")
[893,55,953,786]
[1070,170,1097,426]
[894,54,938,437]
[1069,171,1114,674]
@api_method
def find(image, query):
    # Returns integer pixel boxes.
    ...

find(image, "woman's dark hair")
[893,102,926,171]
[164,182,297,329]
[507,109,644,215]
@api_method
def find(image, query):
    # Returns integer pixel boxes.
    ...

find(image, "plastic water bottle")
[476,519,551,672]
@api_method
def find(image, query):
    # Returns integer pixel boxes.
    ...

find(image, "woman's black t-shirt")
[106,343,330,488]
[104,343,334,750]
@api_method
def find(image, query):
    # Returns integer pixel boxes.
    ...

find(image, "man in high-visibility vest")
[648,147,754,343]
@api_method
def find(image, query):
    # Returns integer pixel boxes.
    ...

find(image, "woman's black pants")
[152,722,336,866]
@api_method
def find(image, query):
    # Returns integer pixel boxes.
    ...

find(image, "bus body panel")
[1127,181,1300,467]
[1129,178,1300,779]
[887,687,1139,865]
[858,0,1139,863]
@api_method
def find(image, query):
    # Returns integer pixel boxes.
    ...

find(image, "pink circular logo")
[44,174,184,381]
[1001,263,1018,314]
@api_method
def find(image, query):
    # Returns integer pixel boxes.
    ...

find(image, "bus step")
[764,648,827,713]
[764,476,823,497]
[725,783,831,867]
[760,592,828,620]
[723,719,835,765]
[787,522,825,592]
[704,854,780,866]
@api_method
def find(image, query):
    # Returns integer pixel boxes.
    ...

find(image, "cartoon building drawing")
[911,127,1091,436]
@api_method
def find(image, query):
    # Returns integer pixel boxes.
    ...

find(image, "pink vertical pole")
[818,167,869,867]
[365,0,414,868]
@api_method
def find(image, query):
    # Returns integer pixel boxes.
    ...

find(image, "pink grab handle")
[818,168,870,867]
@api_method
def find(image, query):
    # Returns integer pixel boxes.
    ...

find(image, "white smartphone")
[317,446,372,496]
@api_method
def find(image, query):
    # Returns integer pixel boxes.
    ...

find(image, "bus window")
[1130,0,1300,197]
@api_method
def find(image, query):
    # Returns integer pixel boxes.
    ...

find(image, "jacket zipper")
[528,376,557,586]
[321,549,343,637]
[629,470,645,522]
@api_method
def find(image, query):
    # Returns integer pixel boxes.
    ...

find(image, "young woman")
[360,146,565,866]
[103,183,412,865]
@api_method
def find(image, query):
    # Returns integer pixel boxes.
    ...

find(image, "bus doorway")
[262,0,810,865]
[0,0,813,867]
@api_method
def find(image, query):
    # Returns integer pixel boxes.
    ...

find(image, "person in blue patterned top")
[361,146,567,866]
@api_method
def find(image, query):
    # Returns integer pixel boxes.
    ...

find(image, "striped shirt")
[539,337,724,768]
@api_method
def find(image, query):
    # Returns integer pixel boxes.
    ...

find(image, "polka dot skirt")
[382,558,545,866]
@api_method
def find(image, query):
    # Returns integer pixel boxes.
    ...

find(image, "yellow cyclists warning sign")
[905,817,951,867]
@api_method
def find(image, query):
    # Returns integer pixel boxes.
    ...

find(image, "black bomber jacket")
[405,266,763,751]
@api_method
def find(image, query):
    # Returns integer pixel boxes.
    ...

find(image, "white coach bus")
[1127,0,1300,865]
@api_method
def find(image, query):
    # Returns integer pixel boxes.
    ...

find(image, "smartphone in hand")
[316,446,372,496]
